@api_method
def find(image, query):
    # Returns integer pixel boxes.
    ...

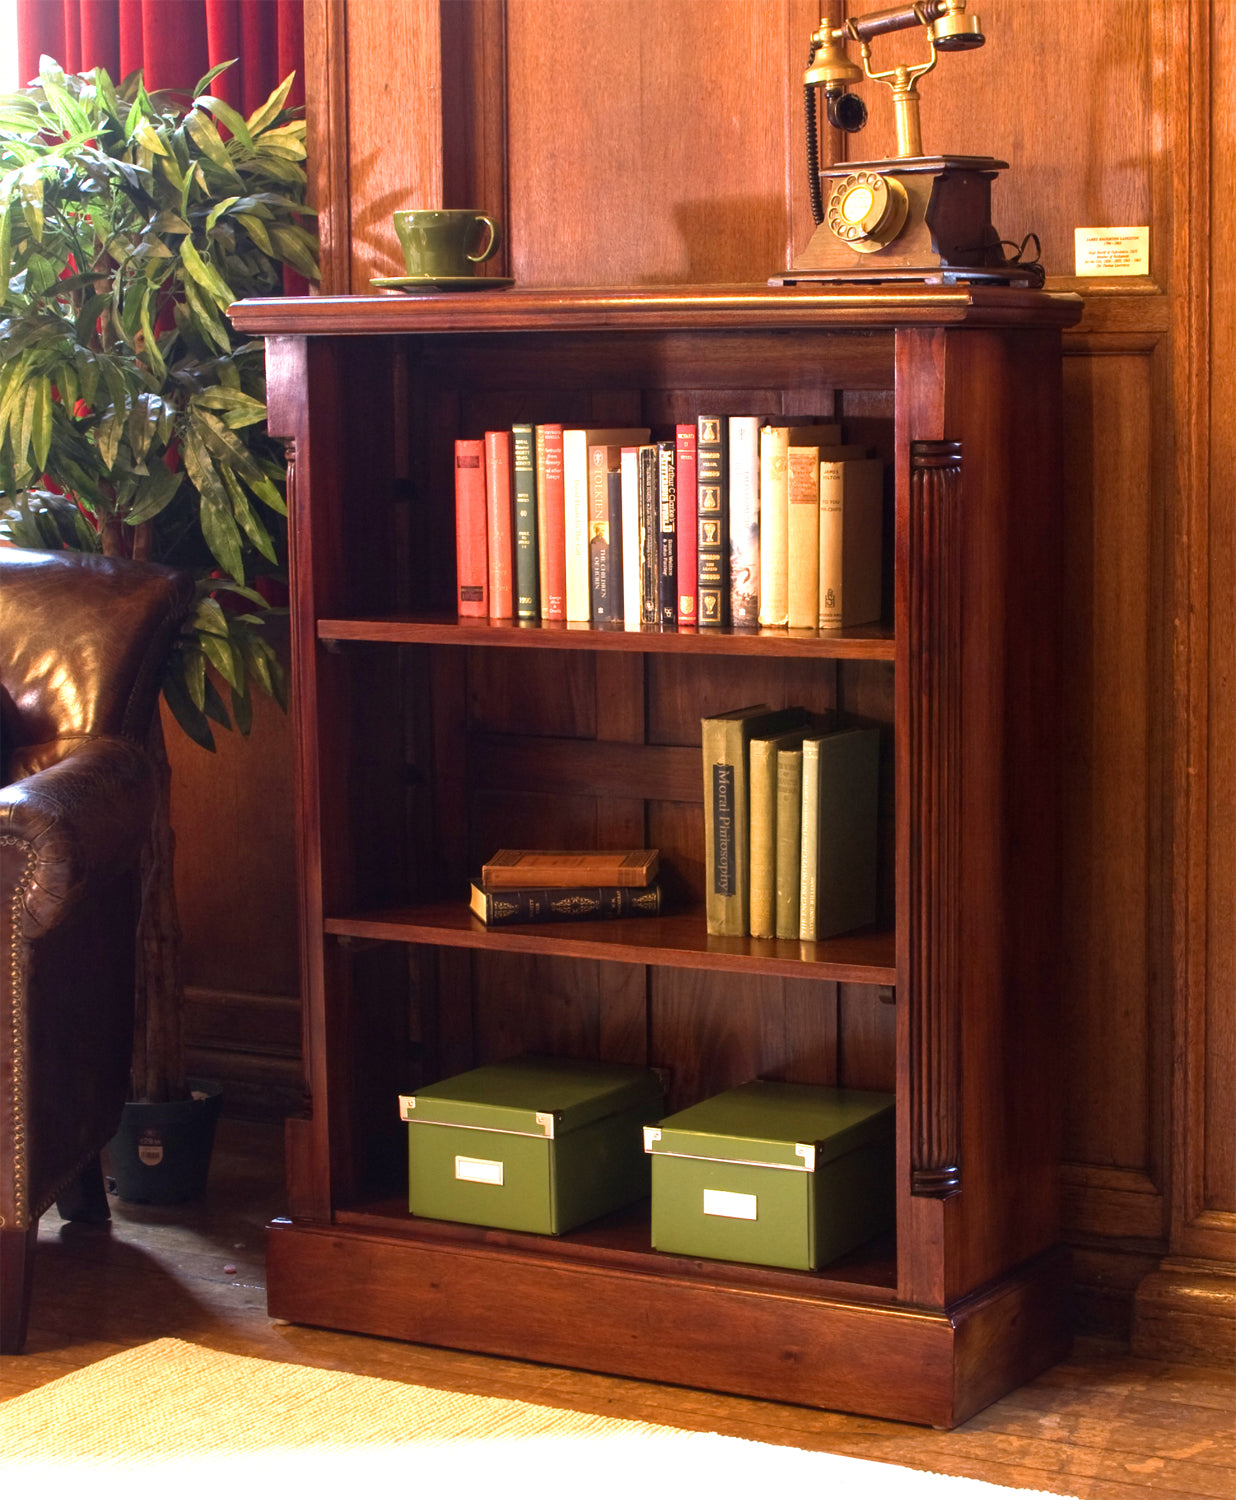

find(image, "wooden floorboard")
[2,1117,1232,1500]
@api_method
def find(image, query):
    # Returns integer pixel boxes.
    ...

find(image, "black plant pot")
[107,1088,223,1205]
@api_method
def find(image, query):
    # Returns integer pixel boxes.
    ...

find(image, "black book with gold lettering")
[470,880,664,925]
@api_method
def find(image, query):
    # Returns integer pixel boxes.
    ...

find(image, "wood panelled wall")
[174,0,1229,1357]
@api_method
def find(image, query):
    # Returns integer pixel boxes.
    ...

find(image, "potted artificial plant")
[0,58,318,1200]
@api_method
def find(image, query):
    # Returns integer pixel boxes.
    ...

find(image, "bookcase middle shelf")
[322,903,897,985]
[316,615,896,661]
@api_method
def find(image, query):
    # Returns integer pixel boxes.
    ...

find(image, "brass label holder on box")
[772,0,1042,288]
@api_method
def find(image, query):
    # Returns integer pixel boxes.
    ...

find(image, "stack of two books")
[470,849,663,927]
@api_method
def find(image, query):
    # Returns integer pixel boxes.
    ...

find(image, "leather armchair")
[0,547,193,1352]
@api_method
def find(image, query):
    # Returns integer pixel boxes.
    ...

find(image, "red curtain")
[16,0,304,113]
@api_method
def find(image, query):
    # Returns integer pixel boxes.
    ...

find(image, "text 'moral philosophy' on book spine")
[454,438,488,618]
[701,704,809,936]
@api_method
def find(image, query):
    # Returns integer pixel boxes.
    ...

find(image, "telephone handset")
[773,0,1042,287]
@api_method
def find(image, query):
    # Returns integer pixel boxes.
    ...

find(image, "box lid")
[644,1080,894,1171]
[399,1056,663,1139]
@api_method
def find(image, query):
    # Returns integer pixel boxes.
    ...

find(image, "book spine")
[811,727,880,938]
[620,445,642,628]
[748,735,779,939]
[696,415,728,626]
[562,429,591,621]
[819,458,884,628]
[674,423,698,625]
[775,746,803,939]
[536,423,566,620]
[482,848,658,887]
[656,439,677,626]
[472,882,663,925]
[702,714,744,933]
[512,423,538,620]
[757,425,790,627]
[799,736,820,941]
[786,445,820,629]
[728,416,761,628]
[484,429,514,619]
[588,444,622,624]
[638,443,659,624]
[454,438,488,618]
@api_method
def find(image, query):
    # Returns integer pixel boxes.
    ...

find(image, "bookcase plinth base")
[265,1218,1071,1429]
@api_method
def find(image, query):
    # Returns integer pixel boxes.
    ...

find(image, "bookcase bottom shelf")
[266,1217,1071,1428]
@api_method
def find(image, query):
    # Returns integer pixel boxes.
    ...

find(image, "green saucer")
[371,275,515,293]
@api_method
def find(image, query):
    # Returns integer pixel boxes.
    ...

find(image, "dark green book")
[512,422,539,620]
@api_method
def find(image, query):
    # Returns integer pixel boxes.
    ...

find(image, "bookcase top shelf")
[230,283,1084,338]
[316,615,896,661]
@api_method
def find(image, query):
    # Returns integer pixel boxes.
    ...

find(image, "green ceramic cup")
[393,209,502,278]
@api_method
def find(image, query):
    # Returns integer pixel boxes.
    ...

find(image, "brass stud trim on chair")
[1,835,37,1229]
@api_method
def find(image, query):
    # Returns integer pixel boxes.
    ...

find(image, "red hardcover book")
[674,423,698,625]
[484,429,514,619]
[536,422,566,620]
[454,438,488,618]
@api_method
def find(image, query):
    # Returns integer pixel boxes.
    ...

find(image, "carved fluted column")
[908,439,963,1198]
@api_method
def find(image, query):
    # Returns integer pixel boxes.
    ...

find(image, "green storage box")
[645,1080,895,1270]
[399,1056,665,1234]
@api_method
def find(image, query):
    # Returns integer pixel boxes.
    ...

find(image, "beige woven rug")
[0,1337,1075,1498]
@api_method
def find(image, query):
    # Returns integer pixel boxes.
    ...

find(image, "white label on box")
[1074,227,1149,276]
[703,1188,757,1221]
[455,1155,504,1186]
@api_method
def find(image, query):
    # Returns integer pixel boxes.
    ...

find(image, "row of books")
[703,705,880,941]
[453,419,885,630]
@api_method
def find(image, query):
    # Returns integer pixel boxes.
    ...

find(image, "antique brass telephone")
[773,0,1042,285]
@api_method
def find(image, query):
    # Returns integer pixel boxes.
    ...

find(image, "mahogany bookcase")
[229,285,1083,1428]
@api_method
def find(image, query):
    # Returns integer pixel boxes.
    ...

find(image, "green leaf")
[192,385,266,426]
[180,235,234,311]
[201,626,241,690]
[192,60,236,98]
[124,465,181,525]
[192,594,230,636]
[197,95,253,153]
[133,118,169,157]
[184,428,245,580]
[31,376,53,474]
[221,463,277,562]
[230,683,253,736]
[267,222,320,281]
[202,672,231,727]
[184,110,242,182]
[234,211,274,257]
[245,74,295,137]
[162,658,217,751]
[181,272,232,352]
[94,66,122,123]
